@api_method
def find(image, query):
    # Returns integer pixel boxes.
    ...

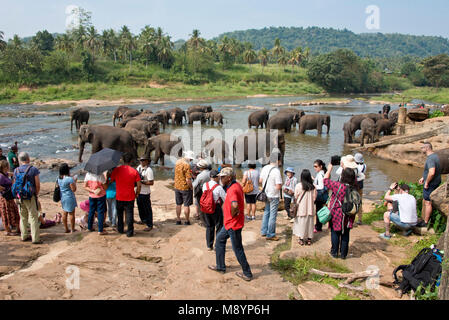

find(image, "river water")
[0,96,423,200]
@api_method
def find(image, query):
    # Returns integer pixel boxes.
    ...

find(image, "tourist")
[202,170,226,250]
[293,169,317,246]
[324,163,357,259]
[0,148,6,161]
[77,200,90,230]
[354,153,367,225]
[39,212,61,229]
[313,159,328,233]
[241,162,259,221]
[418,142,441,226]
[111,153,141,237]
[192,159,211,226]
[84,169,108,235]
[15,152,41,244]
[208,167,253,281]
[0,160,20,236]
[57,163,78,233]
[174,151,195,225]
[379,183,418,240]
[136,156,154,232]
[259,153,283,241]
[336,155,362,183]
[8,143,19,172]
[282,167,297,220]
[106,169,117,228]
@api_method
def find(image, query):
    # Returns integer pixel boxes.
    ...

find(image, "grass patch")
[362,203,386,226]
[333,291,361,300]
[372,87,449,105]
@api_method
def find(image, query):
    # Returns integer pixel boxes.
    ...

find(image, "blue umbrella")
[84,148,123,175]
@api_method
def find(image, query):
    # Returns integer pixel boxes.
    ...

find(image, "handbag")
[288,190,306,219]
[242,171,254,194]
[53,179,61,203]
[256,167,275,202]
[317,184,342,224]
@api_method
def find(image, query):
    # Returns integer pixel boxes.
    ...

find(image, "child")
[77,200,90,230]
[283,168,297,219]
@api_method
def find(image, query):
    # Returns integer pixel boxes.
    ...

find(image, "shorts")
[245,194,257,204]
[175,189,193,207]
[390,212,416,230]
[423,185,438,201]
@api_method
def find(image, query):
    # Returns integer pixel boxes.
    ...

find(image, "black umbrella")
[84,148,123,175]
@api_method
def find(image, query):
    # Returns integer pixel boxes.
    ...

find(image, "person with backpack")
[192,159,210,227]
[313,159,328,233]
[201,170,226,251]
[241,162,259,221]
[0,160,20,236]
[354,153,367,225]
[282,167,297,221]
[293,169,317,246]
[324,163,357,259]
[13,152,41,244]
[379,183,418,240]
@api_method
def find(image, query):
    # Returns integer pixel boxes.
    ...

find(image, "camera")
[331,155,341,166]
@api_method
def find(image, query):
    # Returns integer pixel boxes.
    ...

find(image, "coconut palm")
[10,34,23,48]
[187,29,206,51]
[278,52,289,68]
[139,25,156,67]
[157,36,173,67]
[258,48,269,73]
[243,47,257,71]
[0,31,7,51]
[85,26,99,60]
[272,38,285,61]
[120,25,136,67]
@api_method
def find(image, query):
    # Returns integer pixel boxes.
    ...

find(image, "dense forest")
[217,26,449,58]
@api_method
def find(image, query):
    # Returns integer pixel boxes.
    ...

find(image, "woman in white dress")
[293,169,317,246]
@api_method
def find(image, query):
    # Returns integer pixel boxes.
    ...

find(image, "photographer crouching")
[379,182,418,240]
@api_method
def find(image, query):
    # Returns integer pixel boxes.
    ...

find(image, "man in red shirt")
[111,153,141,237]
[208,167,253,281]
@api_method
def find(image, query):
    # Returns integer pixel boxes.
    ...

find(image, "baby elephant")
[188,111,207,125]
[205,112,224,126]
[360,118,377,146]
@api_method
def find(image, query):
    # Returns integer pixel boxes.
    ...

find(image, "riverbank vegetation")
[1,8,449,104]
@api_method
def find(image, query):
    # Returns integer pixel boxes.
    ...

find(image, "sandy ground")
[0,180,415,300]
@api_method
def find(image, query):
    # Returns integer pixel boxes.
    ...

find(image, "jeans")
[215,226,252,278]
[284,196,292,217]
[137,194,153,227]
[390,212,416,230]
[106,198,117,227]
[261,197,279,238]
[117,200,135,236]
[331,227,350,259]
[88,196,106,232]
[204,205,223,249]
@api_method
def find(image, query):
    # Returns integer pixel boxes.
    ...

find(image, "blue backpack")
[12,166,35,200]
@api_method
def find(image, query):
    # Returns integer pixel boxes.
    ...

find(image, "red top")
[111,165,141,201]
[223,181,245,231]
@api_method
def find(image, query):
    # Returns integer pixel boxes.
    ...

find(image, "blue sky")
[1,0,449,41]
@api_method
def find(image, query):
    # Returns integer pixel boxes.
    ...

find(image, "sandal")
[298,238,305,246]
[306,238,312,246]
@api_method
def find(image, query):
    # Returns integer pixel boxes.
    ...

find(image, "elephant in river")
[267,113,294,133]
[343,121,354,144]
[187,105,213,117]
[112,106,130,126]
[205,112,224,126]
[157,110,170,126]
[203,138,231,164]
[360,118,376,146]
[248,110,270,129]
[70,108,90,132]
[124,119,160,138]
[122,109,143,121]
[78,125,137,163]
[233,130,285,167]
[168,107,186,125]
[135,112,167,130]
[299,114,331,135]
[278,108,305,127]
[348,113,384,140]
[188,112,207,125]
[383,104,391,116]
[143,133,183,166]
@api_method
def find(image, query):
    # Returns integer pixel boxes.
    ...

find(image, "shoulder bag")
[242,170,254,194]
[288,190,307,219]
[53,178,61,203]
[256,167,275,202]
[317,184,342,224]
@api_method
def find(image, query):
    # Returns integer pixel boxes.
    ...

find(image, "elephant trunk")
[78,138,85,163]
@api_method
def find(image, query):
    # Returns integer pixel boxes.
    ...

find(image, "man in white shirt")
[259,153,283,241]
[202,170,226,250]
[379,183,418,240]
[136,156,154,231]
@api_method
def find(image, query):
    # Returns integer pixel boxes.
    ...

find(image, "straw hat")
[341,155,358,169]
[218,167,234,177]
[196,159,209,169]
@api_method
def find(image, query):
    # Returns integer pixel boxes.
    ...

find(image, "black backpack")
[393,247,443,295]
[340,184,362,217]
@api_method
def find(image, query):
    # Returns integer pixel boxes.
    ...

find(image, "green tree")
[422,54,449,88]
[10,35,23,48]
[139,25,156,67]
[31,30,54,54]
[187,29,206,51]
[119,25,136,68]
[81,50,95,81]
[272,38,285,62]
[55,34,72,52]
[85,26,99,61]
[0,46,43,84]
[0,31,6,51]
[258,48,269,73]
[243,46,257,71]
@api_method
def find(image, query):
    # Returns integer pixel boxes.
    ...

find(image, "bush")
[243,73,272,83]
[429,110,445,118]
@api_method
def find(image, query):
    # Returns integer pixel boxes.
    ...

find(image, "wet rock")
[407,108,429,122]
[431,182,449,217]
[30,157,78,170]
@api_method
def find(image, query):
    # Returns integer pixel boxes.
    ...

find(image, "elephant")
[157,109,170,125]
[389,110,399,123]
[70,108,90,132]
[267,113,294,133]
[299,114,331,135]
[112,106,130,126]
[365,113,385,122]
[205,112,224,126]
[168,107,186,125]
[124,119,160,138]
[383,104,391,116]
[233,130,285,167]
[187,105,213,116]
[122,109,143,121]
[343,121,354,144]
[78,125,137,163]
[375,118,396,137]
[248,110,270,129]
[188,112,207,125]
[360,118,376,146]
[348,113,383,140]
[278,108,305,127]
[143,133,183,166]
[203,138,230,164]
[135,113,167,130]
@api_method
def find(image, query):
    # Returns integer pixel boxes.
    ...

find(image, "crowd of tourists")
[0,141,442,282]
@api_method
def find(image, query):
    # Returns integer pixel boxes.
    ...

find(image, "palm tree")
[278,52,288,68]
[243,47,257,71]
[303,47,311,65]
[157,36,173,67]
[120,25,136,68]
[72,25,87,51]
[187,29,206,51]
[139,25,156,67]
[289,47,303,73]
[272,38,285,61]
[258,48,269,73]
[85,26,99,60]
[10,34,23,48]
[0,31,7,51]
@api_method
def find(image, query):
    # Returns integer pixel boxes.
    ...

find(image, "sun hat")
[218,167,234,177]
[196,159,209,169]
[139,155,151,161]
[354,153,364,164]
[183,150,195,160]
[284,167,295,175]
[341,155,358,169]
[80,200,90,213]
